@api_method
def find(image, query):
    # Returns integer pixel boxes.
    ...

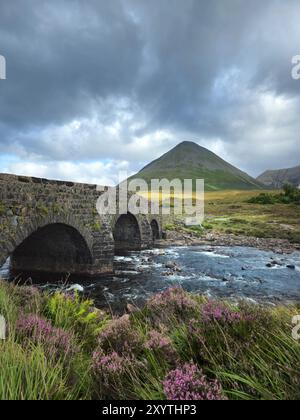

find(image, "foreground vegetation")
[0,281,300,400]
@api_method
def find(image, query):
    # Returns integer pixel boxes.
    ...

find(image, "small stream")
[1,245,300,312]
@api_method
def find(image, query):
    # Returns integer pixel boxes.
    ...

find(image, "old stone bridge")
[0,174,163,277]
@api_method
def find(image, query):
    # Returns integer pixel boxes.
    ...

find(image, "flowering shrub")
[144,330,177,364]
[92,349,139,399]
[98,314,142,356]
[16,314,77,361]
[93,350,127,377]
[147,287,198,323]
[163,363,226,400]
[201,301,254,324]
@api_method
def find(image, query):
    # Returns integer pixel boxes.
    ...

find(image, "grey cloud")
[0,0,142,128]
[0,0,300,179]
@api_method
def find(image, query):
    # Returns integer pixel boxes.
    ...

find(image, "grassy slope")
[0,281,300,400]
[134,169,261,191]
[131,142,262,191]
[140,189,300,243]
[203,190,300,242]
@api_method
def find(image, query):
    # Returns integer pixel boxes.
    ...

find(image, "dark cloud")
[0,0,300,181]
[0,0,142,127]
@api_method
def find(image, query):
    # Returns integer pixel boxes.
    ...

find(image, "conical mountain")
[131,141,262,191]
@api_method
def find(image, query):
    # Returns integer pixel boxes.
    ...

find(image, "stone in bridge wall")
[0,174,163,276]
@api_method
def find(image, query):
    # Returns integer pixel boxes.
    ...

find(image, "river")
[1,245,300,312]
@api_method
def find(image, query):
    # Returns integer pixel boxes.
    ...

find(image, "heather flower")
[147,287,198,323]
[16,314,77,361]
[98,314,142,356]
[92,349,140,399]
[201,301,253,324]
[163,363,226,400]
[93,350,127,377]
[144,330,177,364]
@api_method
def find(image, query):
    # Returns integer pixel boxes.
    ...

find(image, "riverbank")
[159,188,300,251]
[161,230,300,254]
[1,280,300,400]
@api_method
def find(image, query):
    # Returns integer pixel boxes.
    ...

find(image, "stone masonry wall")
[0,173,162,276]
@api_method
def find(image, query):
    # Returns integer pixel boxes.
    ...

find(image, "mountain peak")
[173,141,205,151]
[132,141,262,191]
[257,165,300,188]
[176,140,199,147]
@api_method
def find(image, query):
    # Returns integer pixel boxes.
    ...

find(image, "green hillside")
[131,141,263,191]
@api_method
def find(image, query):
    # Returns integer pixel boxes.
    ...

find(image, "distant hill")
[130,141,262,191]
[257,165,300,189]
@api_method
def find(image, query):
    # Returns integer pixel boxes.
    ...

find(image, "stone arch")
[113,212,142,254]
[150,219,161,242]
[2,214,96,276]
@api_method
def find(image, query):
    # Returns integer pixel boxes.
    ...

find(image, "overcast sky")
[0,0,300,185]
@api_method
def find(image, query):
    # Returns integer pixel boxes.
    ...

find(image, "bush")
[92,349,139,399]
[16,314,78,362]
[97,314,143,357]
[144,330,177,365]
[146,287,198,325]
[248,185,300,205]
[45,292,109,348]
[283,183,297,197]
[163,363,226,400]
[247,193,276,204]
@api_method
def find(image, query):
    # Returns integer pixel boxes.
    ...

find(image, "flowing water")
[1,245,300,312]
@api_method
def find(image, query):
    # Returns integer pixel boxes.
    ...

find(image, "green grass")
[160,189,300,242]
[0,281,299,400]
[203,189,300,242]
[132,169,261,191]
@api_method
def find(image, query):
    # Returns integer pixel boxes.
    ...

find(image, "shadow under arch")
[113,212,142,254]
[11,222,94,276]
[150,219,160,242]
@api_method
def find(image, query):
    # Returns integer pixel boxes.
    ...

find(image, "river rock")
[286,265,296,270]
[165,261,182,272]
[162,271,173,277]
[272,260,282,266]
